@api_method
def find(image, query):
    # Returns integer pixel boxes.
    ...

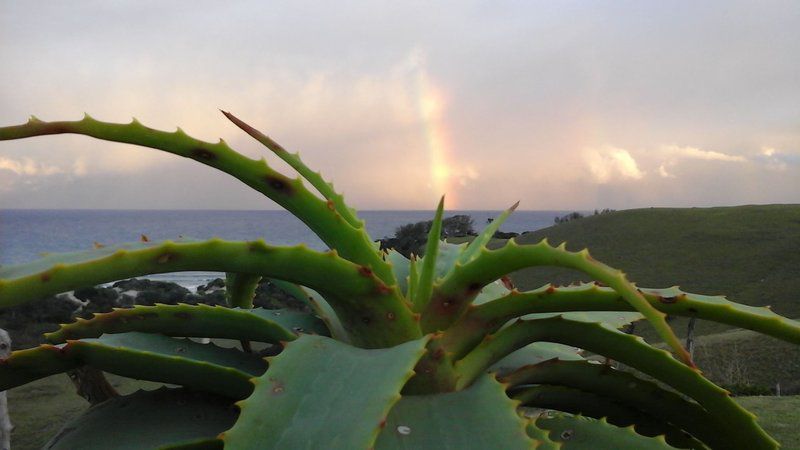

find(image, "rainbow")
[414,67,457,207]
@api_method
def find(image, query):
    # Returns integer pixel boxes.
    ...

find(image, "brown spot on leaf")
[358,266,373,277]
[40,272,51,282]
[326,200,336,211]
[386,312,396,321]
[191,148,217,161]
[157,252,176,264]
[659,296,678,304]
[546,286,556,294]
[265,175,293,194]
[374,283,392,295]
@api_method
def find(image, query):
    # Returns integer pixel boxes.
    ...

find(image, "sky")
[0,1,798,210]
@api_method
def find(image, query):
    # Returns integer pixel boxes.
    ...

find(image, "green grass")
[738,396,800,450]
[7,374,160,450]
[508,205,800,338]
[689,327,800,394]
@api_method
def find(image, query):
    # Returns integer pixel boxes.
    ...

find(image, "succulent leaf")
[222,335,428,450]
[1,333,265,399]
[504,359,730,449]
[45,305,327,344]
[304,287,351,343]
[0,239,420,347]
[412,196,445,312]
[220,110,363,229]
[375,374,533,449]
[423,239,692,365]
[471,283,800,345]
[44,388,234,450]
[0,115,395,284]
[514,385,705,449]
[385,249,411,295]
[224,273,261,309]
[490,342,584,376]
[456,201,518,266]
[456,317,777,449]
[533,414,679,450]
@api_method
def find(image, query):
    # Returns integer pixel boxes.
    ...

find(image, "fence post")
[0,329,12,450]
[686,317,697,358]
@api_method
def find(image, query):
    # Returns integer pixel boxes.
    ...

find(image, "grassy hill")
[507,204,800,338]
[502,204,800,394]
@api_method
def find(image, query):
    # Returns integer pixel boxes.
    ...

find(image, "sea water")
[0,209,568,289]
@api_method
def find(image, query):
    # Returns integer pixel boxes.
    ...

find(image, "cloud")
[0,157,64,176]
[654,144,749,179]
[72,158,88,177]
[756,146,800,172]
[658,164,675,178]
[583,146,644,183]
[660,145,747,162]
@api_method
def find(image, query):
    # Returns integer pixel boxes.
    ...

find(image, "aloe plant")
[1,112,798,449]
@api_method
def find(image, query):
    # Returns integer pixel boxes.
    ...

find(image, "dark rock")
[197,278,225,293]
[0,295,80,325]
[193,290,227,306]
[112,278,192,306]
[493,231,519,239]
[253,280,310,312]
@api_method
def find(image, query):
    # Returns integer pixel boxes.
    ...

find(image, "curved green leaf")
[503,359,728,449]
[225,273,261,309]
[514,385,705,449]
[491,342,583,376]
[422,239,691,365]
[222,335,428,450]
[0,239,420,348]
[305,288,351,343]
[375,374,532,450]
[1,332,265,398]
[456,317,777,449]
[45,388,234,449]
[0,115,395,284]
[456,201,518,265]
[533,414,678,450]
[385,249,411,295]
[221,110,363,230]
[45,305,328,344]
[413,197,445,312]
[472,283,800,345]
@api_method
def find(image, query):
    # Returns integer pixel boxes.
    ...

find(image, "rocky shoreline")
[1,277,308,350]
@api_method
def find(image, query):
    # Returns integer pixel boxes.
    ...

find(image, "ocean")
[0,209,569,289]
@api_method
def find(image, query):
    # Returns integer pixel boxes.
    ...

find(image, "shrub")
[1,112,798,449]
[380,214,476,257]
